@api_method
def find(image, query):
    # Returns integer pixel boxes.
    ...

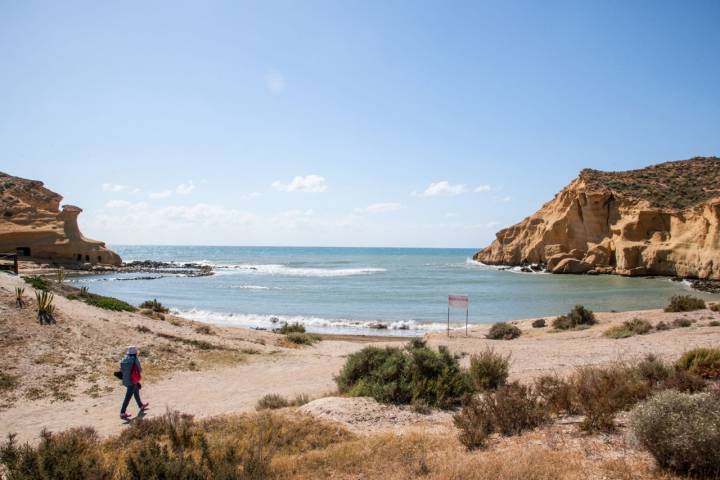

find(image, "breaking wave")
[200,262,386,277]
[173,308,451,335]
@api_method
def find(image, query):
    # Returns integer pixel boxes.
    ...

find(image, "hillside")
[0,172,121,265]
[475,156,720,279]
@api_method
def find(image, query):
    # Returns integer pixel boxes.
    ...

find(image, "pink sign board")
[448,294,469,309]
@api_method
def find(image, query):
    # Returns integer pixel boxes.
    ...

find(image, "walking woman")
[119,345,149,420]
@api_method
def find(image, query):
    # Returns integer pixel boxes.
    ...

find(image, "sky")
[1,0,719,248]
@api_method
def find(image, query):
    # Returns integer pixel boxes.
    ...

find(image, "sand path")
[0,340,367,443]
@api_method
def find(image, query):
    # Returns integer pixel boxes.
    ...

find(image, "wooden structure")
[0,252,19,274]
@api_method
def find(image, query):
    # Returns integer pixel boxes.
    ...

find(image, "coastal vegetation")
[631,390,720,476]
[486,322,521,340]
[83,293,136,312]
[335,339,471,408]
[35,290,55,325]
[552,305,596,330]
[22,275,48,291]
[14,287,24,308]
[468,348,510,391]
[274,322,320,346]
[664,295,706,312]
[603,318,652,338]
[676,347,720,379]
[255,393,310,411]
[531,318,546,328]
[139,298,169,313]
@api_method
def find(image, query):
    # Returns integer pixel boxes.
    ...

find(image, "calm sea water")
[69,246,719,336]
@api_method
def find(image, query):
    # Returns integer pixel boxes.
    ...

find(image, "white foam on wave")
[465,258,548,274]
[230,285,271,290]
[206,263,386,277]
[173,308,450,333]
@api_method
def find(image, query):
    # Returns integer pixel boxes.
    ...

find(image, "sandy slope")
[1,271,719,444]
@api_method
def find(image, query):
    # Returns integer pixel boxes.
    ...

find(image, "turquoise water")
[69,245,719,336]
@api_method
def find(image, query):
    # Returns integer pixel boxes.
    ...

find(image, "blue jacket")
[120,354,141,387]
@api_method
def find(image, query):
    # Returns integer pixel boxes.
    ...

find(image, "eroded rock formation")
[0,172,121,265]
[475,157,720,279]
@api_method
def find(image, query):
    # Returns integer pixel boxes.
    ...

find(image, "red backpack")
[130,363,142,385]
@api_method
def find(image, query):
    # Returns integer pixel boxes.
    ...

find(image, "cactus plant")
[36,290,56,325]
[15,287,25,308]
[55,267,66,284]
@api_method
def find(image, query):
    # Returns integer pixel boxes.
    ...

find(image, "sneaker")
[120,412,132,420]
[140,402,149,411]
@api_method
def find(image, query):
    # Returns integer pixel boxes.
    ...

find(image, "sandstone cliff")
[0,172,121,265]
[474,157,720,279]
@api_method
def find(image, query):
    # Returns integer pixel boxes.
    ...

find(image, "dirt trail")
[0,341,361,443]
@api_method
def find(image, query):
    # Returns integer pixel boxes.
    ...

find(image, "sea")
[68,245,720,336]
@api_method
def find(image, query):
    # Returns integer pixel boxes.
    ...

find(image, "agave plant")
[15,287,25,308]
[80,286,89,297]
[36,290,56,325]
[55,267,66,284]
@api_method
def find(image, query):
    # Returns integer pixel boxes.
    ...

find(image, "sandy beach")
[2,270,719,446]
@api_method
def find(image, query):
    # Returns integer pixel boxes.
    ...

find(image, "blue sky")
[1,0,719,247]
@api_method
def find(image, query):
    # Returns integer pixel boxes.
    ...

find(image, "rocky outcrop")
[475,157,720,279]
[0,172,121,265]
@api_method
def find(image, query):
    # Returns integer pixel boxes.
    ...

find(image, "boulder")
[551,258,594,274]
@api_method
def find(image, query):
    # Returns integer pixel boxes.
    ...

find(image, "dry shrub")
[603,318,652,339]
[672,318,692,328]
[486,322,521,340]
[0,428,107,479]
[655,320,670,331]
[709,303,720,312]
[631,390,720,477]
[553,305,596,330]
[454,382,548,450]
[664,295,705,312]
[676,347,720,379]
[534,374,577,415]
[532,318,546,328]
[468,348,510,391]
[570,365,651,432]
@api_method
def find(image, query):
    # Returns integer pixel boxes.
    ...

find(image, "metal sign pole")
[447,306,450,337]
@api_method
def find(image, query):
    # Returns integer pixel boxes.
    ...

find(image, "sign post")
[447,294,469,337]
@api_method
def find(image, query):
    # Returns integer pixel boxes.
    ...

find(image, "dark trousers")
[121,384,142,414]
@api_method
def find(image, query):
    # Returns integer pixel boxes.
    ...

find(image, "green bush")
[139,299,169,313]
[486,322,521,340]
[84,293,136,312]
[552,305,596,330]
[0,372,18,393]
[531,318,546,328]
[676,347,720,379]
[276,322,306,334]
[655,320,670,331]
[454,382,548,450]
[336,339,472,408]
[672,318,692,328]
[664,295,705,312]
[468,348,509,391]
[285,332,320,346]
[256,393,289,410]
[22,276,49,291]
[603,318,652,339]
[631,390,720,476]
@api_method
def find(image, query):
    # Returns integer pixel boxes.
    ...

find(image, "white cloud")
[102,183,129,193]
[497,195,512,202]
[264,71,286,94]
[355,202,404,214]
[149,190,173,199]
[176,181,195,195]
[474,184,491,192]
[105,200,132,209]
[93,202,255,230]
[445,212,459,218]
[272,174,327,193]
[418,181,466,197]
